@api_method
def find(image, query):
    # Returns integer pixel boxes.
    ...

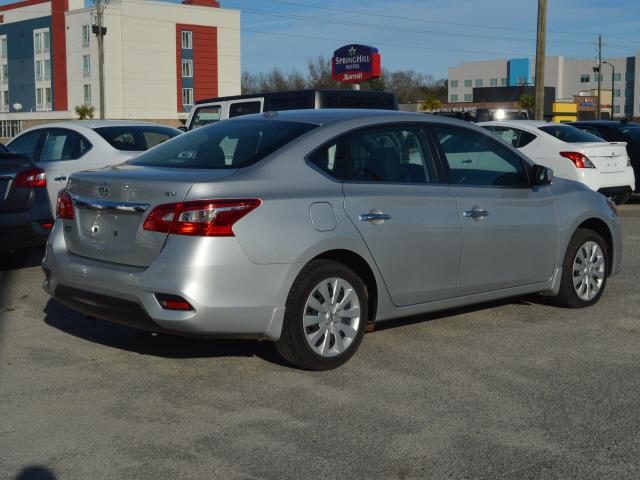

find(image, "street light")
[603,61,615,118]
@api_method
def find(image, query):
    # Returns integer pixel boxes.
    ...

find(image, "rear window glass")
[539,125,604,143]
[94,126,180,151]
[620,126,640,142]
[128,119,316,169]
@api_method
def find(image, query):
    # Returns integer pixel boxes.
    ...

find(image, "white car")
[7,120,182,214]
[479,120,635,204]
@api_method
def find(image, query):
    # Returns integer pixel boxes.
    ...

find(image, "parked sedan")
[43,110,621,370]
[8,121,181,215]
[480,120,635,204]
[567,120,640,196]
[0,146,52,267]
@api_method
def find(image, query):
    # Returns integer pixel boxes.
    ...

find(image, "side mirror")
[532,164,553,186]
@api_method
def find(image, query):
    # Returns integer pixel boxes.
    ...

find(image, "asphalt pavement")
[1,201,639,480]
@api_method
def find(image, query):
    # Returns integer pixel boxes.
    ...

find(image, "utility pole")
[603,61,615,119]
[93,0,108,120]
[596,34,602,120]
[534,0,547,120]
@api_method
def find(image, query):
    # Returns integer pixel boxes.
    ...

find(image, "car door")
[342,123,462,306]
[34,128,93,211]
[431,125,558,296]
[7,129,44,162]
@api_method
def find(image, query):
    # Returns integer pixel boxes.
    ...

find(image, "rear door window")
[39,129,91,162]
[266,95,313,111]
[229,101,261,118]
[308,136,349,180]
[94,126,180,151]
[484,126,537,148]
[539,125,604,143]
[345,125,439,183]
[129,120,316,169]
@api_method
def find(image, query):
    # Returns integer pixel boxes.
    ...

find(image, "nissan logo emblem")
[97,183,109,198]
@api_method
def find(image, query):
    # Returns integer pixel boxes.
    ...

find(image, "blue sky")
[3,0,639,78]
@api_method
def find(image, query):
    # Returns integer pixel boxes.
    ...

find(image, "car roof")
[478,120,551,128]
[23,120,181,131]
[231,108,474,128]
[569,120,640,127]
[194,89,396,106]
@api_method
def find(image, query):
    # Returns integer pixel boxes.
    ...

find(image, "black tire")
[550,228,608,308]
[275,259,368,371]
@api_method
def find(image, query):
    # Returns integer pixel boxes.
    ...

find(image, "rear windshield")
[128,119,316,169]
[94,126,180,151]
[539,125,604,143]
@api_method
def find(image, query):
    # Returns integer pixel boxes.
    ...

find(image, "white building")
[448,55,639,118]
[0,0,240,135]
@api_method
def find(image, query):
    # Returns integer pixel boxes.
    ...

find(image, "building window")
[593,73,603,82]
[613,105,620,114]
[82,25,90,48]
[490,78,497,87]
[45,87,52,109]
[475,79,483,87]
[182,87,194,106]
[0,91,9,112]
[83,55,91,77]
[517,76,528,85]
[613,89,620,98]
[0,36,6,59]
[449,80,458,88]
[613,73,621,82]
[450,94,458,102]
[532,76,536,84]
[501,77,507,86]
[35,60,42,81]
[1,63,7,85]
[182,59,193,77]
[83,84,92,105]
[36,87,43,109]
[34,32,41,54]
[626,72,634,81]
[580,74,590,83]
[44,59,51,81]
[181,31,193,49]
[464,79,472,88]
[464,93,472,102]
[43,31,50,53]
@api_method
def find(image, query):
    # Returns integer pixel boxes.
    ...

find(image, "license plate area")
[77,209,142,248]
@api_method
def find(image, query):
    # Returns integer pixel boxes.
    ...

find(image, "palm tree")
[420,96,442,112]
[516,94,534,111]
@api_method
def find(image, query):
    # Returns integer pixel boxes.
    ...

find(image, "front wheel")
[275,260,368,370]
[550,228,608,308]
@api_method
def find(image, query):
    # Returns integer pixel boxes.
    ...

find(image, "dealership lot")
[0,202,639,479]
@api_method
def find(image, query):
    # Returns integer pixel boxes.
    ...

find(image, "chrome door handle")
[463,207,489,220]
[54,176,67,182]
[359,210,391,224]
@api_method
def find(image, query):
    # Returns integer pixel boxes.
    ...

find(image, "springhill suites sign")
[331,44,381,83]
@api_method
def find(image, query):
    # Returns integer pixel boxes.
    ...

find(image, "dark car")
[568,121,640,197]
[0,144,53,268]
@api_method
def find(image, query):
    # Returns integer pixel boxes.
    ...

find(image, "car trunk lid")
[0,154,38,213]
[579,142,628,173]
[64,164,237,266]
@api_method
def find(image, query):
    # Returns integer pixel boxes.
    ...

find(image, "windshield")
[190,105,222,130]
[128,119,316,169]
[539,125,605,143]
[94,126,180,151]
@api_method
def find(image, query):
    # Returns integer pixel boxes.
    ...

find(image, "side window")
[8,130,43,159]
[577,126,603,139]
[142,131,173,149]
[39,130,91,162]
[345,126,438,184]
[308,136,349,180]
[433,126,529,187]
[229,101,261,118]
[488,126,537,149]
[191,106,221,129]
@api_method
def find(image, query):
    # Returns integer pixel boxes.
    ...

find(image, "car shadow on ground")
[13,466,57,480]
[0,247,45,272]
[43,299,288,366]
[43,293,549,364]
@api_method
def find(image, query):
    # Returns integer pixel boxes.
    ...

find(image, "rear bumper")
[0,207,53,252]
[576,167,636,193]
[42,222,301,340]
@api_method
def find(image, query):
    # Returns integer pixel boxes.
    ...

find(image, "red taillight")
[57,190,74,219]
[15,167,46,188]
[560,151,595,169]
[143,199,261,237]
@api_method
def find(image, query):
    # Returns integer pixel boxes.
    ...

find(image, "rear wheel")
[551,228,608,308]
[275,260,368,370]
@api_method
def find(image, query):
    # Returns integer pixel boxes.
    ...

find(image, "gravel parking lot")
[1,201,639,480]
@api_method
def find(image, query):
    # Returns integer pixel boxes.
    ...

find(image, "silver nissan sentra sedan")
[42,109,622,370]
